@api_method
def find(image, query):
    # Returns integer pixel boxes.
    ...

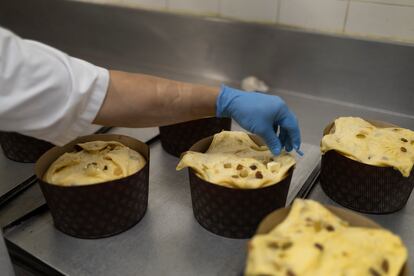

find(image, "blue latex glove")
[216,85,302,156]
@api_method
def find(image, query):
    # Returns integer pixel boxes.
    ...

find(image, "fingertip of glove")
[270,146,282,156]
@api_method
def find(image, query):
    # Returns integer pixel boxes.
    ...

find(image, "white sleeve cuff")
[48,66,110,146]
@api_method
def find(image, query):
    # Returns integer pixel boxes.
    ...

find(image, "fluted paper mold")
[320,120,414,214]
[35,134,149,239]
[186,134,293,239]
[0,132,54,163]
[321,150,414,214]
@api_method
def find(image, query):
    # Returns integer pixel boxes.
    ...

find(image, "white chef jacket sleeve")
[0,27,109,146]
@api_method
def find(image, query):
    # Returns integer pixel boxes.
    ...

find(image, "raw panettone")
[177,131,295,189]
[321,117,414,177]
[245,199,408,276]
[44,141,146,186]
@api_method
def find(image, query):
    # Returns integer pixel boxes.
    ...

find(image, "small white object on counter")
[241,76,269,92]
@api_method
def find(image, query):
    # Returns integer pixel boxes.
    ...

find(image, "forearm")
[94,70,219,127]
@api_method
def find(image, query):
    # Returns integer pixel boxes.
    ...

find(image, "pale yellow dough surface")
[245,199,408,276]
[44,141,146,186]
[176,131,296,189]
[321,117,414,177]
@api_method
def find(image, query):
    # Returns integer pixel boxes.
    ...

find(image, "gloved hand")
[216,85,302,156]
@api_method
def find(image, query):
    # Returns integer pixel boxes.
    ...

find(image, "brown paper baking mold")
[0,131,54,163]
[186,134,294,239]
[35,134,149,239]
[320,119,414,214]
[159,117,231,157]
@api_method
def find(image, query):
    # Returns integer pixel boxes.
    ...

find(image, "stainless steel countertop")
[0,234,14,276]
[0,151,44,230]
[309,183,414,271]
[0,152,35,198]
[4,128,320,276]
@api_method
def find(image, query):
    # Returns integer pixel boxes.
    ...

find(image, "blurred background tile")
[219,0,278,23]
[353,0,414,7]
[346,1,414,41]
[279,0,348,32]
[168,0,219,15]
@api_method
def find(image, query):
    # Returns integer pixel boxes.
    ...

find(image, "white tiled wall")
[132,0,166,9]
[279,0,348,32]
[168,0,219,15]
[220,0,278,23]
[356,0,414,6]
[76,0,414,44]
[346,1,414,42]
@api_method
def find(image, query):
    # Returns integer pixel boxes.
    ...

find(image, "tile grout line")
[342,0,351,33]
[218,0,223,18]
[214,0,221,18]
[351,0,414,7]
[276,0,281,23]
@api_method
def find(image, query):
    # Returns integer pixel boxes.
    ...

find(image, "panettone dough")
[245,199,408,276]
[176,131,296,189]
[44,141,146,186]
[321,117,414,177]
